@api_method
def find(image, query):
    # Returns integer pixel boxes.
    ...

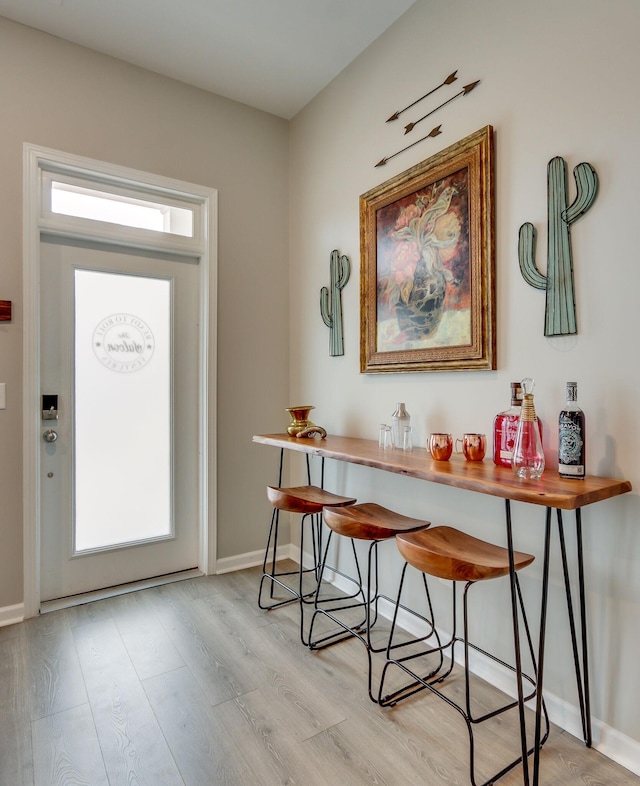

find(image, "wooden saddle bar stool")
[258,450,356,645]
[379,526,549,786]
[307,502,438,703]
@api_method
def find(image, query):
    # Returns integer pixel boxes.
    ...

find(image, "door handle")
[43,429,58,443]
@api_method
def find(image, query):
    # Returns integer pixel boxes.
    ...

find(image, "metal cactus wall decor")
[320,249,350,356]
[518,156,598,336]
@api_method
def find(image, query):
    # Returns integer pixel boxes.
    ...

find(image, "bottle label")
[559,463,585,476]
[559,414,584,465]
[559,411,584,477]
[494,414,520,467]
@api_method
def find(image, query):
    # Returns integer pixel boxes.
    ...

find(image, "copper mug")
[456,433,487,461]
[428,433,453,461]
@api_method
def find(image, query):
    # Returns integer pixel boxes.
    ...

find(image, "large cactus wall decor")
[320,249,350,356]
[518,156,598,336]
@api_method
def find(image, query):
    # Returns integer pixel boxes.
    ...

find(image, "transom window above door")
[38,166,203,254]
[50,181,194,236]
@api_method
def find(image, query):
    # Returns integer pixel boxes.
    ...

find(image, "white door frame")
[22,143,217,618]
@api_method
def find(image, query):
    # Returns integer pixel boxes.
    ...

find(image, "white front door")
[39,239,200,601]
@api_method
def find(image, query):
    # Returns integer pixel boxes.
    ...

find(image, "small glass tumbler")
[379,423,389,449]
[383,425,394,450]
[402,426,413,452]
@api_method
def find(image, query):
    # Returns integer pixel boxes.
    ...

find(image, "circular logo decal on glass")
[93,314,155,373]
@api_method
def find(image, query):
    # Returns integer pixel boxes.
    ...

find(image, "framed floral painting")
[360,125,495,373]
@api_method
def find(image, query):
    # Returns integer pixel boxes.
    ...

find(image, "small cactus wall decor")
[518,156,598,336]
[320,249,350,356]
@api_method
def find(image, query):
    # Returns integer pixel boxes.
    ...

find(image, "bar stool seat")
[258,483,356,644]
[267,485,356,514]
[308,502,435,702]
[323,502,431,541]
[395,526,534,581]
[380,526,549,786]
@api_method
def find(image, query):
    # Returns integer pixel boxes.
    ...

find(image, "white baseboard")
[597,724,640,777]
[0,603,24,628]
[215,544,296,575]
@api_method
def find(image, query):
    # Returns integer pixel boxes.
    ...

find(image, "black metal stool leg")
[259,449,299,609]
[298,512,329,645]
[258,507,299,609]
[378,564,446,707]
[307,532,368,650]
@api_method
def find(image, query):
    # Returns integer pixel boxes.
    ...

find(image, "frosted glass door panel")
[74,269,172,552]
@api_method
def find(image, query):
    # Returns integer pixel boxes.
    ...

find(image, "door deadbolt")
[42,394,59,421]
[43,429,58,443]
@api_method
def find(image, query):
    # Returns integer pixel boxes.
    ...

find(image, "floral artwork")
[375,169,470,353]
[360,126,495,373]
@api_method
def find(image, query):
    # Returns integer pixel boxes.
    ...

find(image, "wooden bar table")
[254,433,632,785]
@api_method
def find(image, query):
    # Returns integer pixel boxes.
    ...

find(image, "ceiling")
[0,0,416,119]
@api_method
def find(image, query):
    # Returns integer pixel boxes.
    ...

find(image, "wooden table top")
[253,433,632,511]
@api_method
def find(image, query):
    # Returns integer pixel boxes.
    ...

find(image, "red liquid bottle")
[493,380,543,468]
[493,382,523,467]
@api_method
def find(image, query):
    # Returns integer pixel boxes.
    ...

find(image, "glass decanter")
[512,378,545,479]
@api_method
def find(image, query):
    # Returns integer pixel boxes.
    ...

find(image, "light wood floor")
[1,563,638,786]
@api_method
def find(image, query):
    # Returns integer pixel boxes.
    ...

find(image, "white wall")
[289,0,640,768]
[0,17,290,608]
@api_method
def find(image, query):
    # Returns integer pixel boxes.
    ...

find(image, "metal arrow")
[404,80,481,134]
[375,125,443,167]
[386,70,458,122]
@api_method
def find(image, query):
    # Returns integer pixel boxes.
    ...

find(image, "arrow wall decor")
[375,70,482,168]
[404,81,480,134]
[386,70,458,123]
[375,125,442,167]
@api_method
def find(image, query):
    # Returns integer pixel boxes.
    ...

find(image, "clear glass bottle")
[558,382,585,478]
[512,379,545,479]
[391,403,410,448]
[493,381,543,468]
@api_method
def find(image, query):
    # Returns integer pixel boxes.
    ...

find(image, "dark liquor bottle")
[558,382,585,478]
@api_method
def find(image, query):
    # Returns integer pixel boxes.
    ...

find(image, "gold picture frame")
[360,125,495,373]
